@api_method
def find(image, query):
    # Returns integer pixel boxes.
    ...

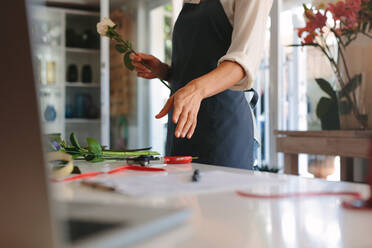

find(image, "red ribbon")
[236,191,362,200]
[53,165,166,182]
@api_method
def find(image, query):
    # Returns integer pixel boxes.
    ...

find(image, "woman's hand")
[130,53,170,80]
[154,61,245,139]
[155,81,204,139]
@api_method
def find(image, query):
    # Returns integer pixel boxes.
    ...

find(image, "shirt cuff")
[218,52,256,91]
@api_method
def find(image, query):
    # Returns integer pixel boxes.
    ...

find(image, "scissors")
[126,155,194,166]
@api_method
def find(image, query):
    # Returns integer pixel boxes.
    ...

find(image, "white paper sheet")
[85,170,287,197]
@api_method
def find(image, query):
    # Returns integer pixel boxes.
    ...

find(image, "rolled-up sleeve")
[218,0,273,91]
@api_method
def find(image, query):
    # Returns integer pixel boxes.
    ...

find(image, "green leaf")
[316,97,333,119]
[64,147,80,153]
[127,40,132,49]
[84,154,104,163]
[87,138,102,155]
[61,140,67,148]
[338,74,362,98]
[321,102,340,130]
[115,44,127,53]
[124,52,134,71]
[70,133,81,150]
[90,157,105,163]
[84,154,96,161]
[317,97,340,130]
[315,78,337,99]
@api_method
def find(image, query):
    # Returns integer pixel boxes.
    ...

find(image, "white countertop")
[53,162,372,248]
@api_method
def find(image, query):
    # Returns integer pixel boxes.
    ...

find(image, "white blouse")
[183,0,273,91]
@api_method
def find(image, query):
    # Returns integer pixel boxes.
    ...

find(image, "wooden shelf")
[66,47,100,54]
[66,118,101,124]
[34,43,62,51]
[275,130,372,138]
[275,130,372,180]
[39,83,62,89]
[65,82,100,88]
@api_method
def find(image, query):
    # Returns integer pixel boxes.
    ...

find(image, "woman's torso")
[166,0,254,169]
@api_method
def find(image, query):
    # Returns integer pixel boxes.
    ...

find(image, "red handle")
[164,156,193,164]
[53,165,166,182]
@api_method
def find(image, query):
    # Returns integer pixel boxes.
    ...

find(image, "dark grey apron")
[166,0,255,169]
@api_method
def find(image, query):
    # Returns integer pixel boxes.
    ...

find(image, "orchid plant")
[295,0,372,129]
[97,17,171,91]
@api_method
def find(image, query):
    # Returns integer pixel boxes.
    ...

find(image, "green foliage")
[253,165,279,173]
[50,133,160,163]
[315,78,340,130]
[87,138,102,156]
[104,24,172,91]
[338,99,352,115]
[124,52,134,71]
[70,133,81,150]
[338,74,362,98]
[164,3,172,12]
[316,97,333,118]
[313,75,363,129]
[84,154,104,163]
[315,78,337,99]
[313,75,364,129]
[115,44,127,53]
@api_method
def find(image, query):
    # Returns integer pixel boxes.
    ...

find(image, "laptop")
[0,1,190,247]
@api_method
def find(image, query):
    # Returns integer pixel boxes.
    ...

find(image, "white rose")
[97,17,116,37]
[312,0,344,9]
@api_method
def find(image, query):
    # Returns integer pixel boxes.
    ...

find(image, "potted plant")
[294,0,372,129]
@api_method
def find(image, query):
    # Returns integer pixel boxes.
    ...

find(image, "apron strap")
[245,88,259,109]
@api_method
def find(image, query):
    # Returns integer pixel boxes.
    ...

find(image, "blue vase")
[44,105,57,122]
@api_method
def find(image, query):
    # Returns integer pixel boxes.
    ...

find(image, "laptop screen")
[65,219,127,242]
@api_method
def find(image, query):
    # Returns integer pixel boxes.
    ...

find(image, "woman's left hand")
[156,81,204,139]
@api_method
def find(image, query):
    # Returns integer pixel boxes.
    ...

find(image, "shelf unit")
[65,118,101,124]
[66,47,100,53]
[65,82,100,88]
[29,6,108,145]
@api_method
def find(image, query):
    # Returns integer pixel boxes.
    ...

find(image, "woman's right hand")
[130,53,170,81]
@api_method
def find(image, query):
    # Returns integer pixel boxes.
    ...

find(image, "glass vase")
[337,35,371,130]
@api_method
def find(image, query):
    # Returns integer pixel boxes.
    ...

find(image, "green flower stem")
[63,148,159,158]
[138,60,173,92]
[102,151,160,157]
[113,32,172,92]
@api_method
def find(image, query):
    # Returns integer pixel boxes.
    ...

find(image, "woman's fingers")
[175,111,188,138]
[172,107,182,124]
[132,61,152,73]
[156,97,174,119]
[155,82,203,139]
[129,53,141,62]
[130,53,154,62]
[187,120,197,139]
[136,53,155,60]
[181,112,193,138]
[137,72,155,79]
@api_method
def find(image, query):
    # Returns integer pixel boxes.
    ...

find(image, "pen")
[191,169,200,182]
